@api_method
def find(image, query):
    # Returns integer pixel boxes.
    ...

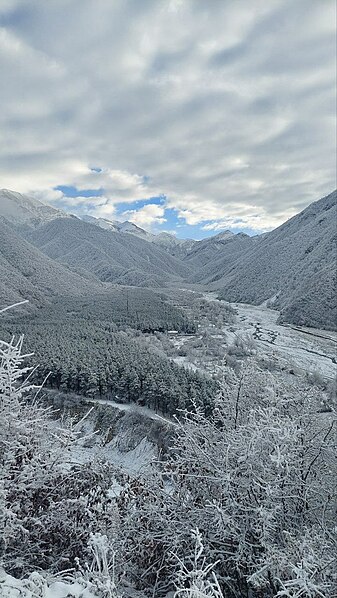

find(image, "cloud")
[122,203,166,229]
[0,0,335,235]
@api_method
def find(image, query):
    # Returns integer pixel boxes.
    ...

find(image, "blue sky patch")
[116,195,165,217]
[55,185,103,198]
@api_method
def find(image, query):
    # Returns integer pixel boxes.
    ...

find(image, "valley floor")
[169,289,336,382]
[227,300,337,380]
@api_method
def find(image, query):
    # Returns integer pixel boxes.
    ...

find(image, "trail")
[84,396,177,426]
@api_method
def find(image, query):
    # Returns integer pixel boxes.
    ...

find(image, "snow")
[52,396,177,476]
[196,292,337,379]
[112,436,156,474]
[0,572,96,598]
[230,302,336,379]
[64,423,157,475]
[85,397,176,426]
[172,355,199,372]
[204,190,337,332]
[0,189,68,227]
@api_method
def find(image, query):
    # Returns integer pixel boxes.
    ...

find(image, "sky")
[0,0,336,239]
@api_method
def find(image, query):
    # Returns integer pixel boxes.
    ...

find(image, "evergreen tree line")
[18,291,197,334]
[0,318,217,416]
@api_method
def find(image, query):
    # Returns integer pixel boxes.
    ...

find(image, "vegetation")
[1,335,335,597]
[0,317,215,416]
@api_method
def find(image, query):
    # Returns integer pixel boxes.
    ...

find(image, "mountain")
[0,189,70,229]
[0,218,103,311]
[24,216,192,287]
[1,186,335,330]
[81,215,149,237]
[118,220,152,237]
[153,232,196,256]
[184,230,255,284]
[0,190,193,287]
[0,188,194,262]
[217,190,337,330]
[81,214,195,255]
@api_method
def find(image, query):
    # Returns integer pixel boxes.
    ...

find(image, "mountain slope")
[217,190,337,330]
[0,189,69,229]
[24,217,193,286]
[186,231,255,283]
[0,218,104,311]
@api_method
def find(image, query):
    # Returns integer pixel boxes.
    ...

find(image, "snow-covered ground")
[228,302,336,380]
[65,398,176,474]
[46,392,177,476]
[169,291,336,381]
[67,431,157,476]
[0,571,96,598]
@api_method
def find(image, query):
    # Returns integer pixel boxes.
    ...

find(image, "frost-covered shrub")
[117,364,336,596]
[0,323,118,578]
[5,462,118,575]
[174,530,224,598]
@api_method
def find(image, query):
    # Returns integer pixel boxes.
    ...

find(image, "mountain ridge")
[81,213,196,254]
[1,187,335,330]
[0,189,71,229]
[23,216,193,287]
[216,189,337,330]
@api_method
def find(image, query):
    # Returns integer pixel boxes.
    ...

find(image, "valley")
[1,2,336,594]
[156,290,337,383]
[46,287,335,481]
[1,188,336,598]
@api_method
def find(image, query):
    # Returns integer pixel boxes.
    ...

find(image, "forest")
[0,291,224,418]
[5,288,197,333]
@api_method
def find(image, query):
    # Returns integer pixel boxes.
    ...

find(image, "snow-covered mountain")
[185,230,255,272]
[0,189,70,229]
[81,213,195,254]
[0,191,194,288]
[216,189,337,330]
[0,189,194,257]
[81,214,149,237]
[24,216,192,287]
[1,186,335,330]
[0,218,103,310]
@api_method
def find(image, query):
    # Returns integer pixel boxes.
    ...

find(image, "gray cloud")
[0,0,335,233]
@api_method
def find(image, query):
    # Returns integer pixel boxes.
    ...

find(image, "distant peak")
[214,230,235,240]
[0,188,69,228]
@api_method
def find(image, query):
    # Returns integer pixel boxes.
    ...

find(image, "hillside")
[0,218,103,311]
[24,216,192,286]
[82,214,195,255]
[186,231,255,283]
[1,187,335,330]
[217,190,337,330]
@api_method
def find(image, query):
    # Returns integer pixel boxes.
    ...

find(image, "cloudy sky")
[0,0,335,238]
